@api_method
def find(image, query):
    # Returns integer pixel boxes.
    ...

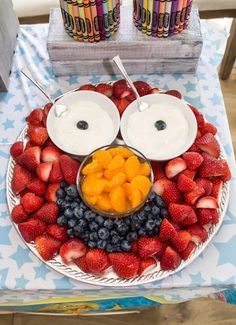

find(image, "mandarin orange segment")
[110,172,127,189]
[84,195,98,205]
[123,182,132,200]
[130,188,142,208]
[104,167,125,180]
[93,150,112,168]
[82,176,106,196]
[107,155,125,171]
[96,193,112,211]
[107,147,134,158]
[140,162,151,177]
[131,175,151,197]
[110,186,127,213]
[82,159,102,175]
[125,156,141,181]
[90,171,103,178]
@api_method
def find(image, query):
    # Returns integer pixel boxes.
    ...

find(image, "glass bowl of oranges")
[77,145,154,218]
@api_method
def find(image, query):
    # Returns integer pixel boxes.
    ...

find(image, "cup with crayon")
[59,0,120,42]
[133,0,193,38]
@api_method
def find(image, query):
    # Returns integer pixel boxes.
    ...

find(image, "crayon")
[90,0,100,41]
[96,0,106,40]
[157,0,165,38]
[71,0,83,41]
[142,0,147,34]
[77,0,89,42]
[67,0,78,40]
[59,0,67,29]
[146,0,154,36]
[107,0,115,35]
[178,0,187,32]
[183,0,192,29]
[169,0,178,35]
[152,0,159,37]
[102,0,110,38]
[116,0,120,26]
[84,0,95,42]
[112,0,118,32]
[174,0,183,34]
[133,0,139,27]
[138,0,143,31]
[63,0,73,37]
[163,0,172,38]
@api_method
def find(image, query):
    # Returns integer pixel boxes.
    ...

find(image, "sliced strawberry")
[165,90,182,99]
[74,256,90,273]
[43,103,53,116]
[46,224,68,242]
[180,241,197,260]
[16,146,41,171]
[188,104,201,117]
[96,83,113,97]
[59,155,80,184]
[126,91,136,102]
[149,87,159,94]
[211,178,223,200]
[159,218,177,241]
[27,125,48,146]
[21,192,44,213]
[198,208,219,225]
[18,219,46,243]
[60,239,87,264]
[165,158,187,179]
[110,96,120,108]
[45,183,60,202]
[131,240,138,253]
[10,141,24,160]
[27,178,46,196]
[154,241,168,260]
[11,164,33,195]
[184,186,205,205]
[199,153,225,178]
[221,160,231,181]
[26,108,43,126]
[160,246,181,270]
[49,161,64,183]
[179,169,196,180]
[168,203,197,226]
[85,249,110,274]
[109,252,140,279]
[34,202,59,224]
[117,98,130,115]
[35,234,61,260]
[202,122,217,135]
[36,162,53,182]
[182,152,203,170]
[196,113,205,132]
[112,79,127,90]
[11,204,28,224]
[196,196,219,209]
[195,133,220,158]
[138,257,156,275]
[79,84,96,91]
[187,224,208,243]
[138,236,162,258]
[25,141,33,150]
[153,179,182,204]
[133,81,151,97]
[195,178,213,196]
[187,142,201,153]
[44,138,55,147]
[113,85,132,99]
[41,146,63,162]
[196,130,202,139]
[151,161,167,181]
[177,174,196,193]
[171,230,191,252]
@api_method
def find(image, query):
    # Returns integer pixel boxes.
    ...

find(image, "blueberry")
[124,218,131,226]
[131,220,141,231]
[145,219,155,231]
[77,219,88,229]
[138,228,146,236]
[117,224,129,235]
[160,208,168,217]
[110,230,118,237]
[77,120,89,130]
[89,232,98,241]
[88,241,96,248]
[81,231,90,242]
[75,197,81,204]
[60,181,68,188]
[154,120,166,131]
[152,205,160,216]
[111,234,120,244]
[135,211,146,223]
[98,227,110,240]
[121,240,131,252]
[79,202,87,210]
[68,218,77,228]
[114,219,124,227]
[57,198,64,206]
[113,245,122,252]
[57,215,67,226]
[66,185,78,198]
[60,201,71,210]
[126,232,138,242]
[104,219,114,230]
[155,195,166,208]
[97,240,107,249]
[56,188,65,199]
[73,207,84,218]
[95,215,104,226]
[64,208,74,219]
[84,210,95,221]
[71,201,79,209]
[89,221,99,232]
[67,228,74,238]
[65,195,72,202]
[105,243,114,253]
[149,192,156,201]
[144,204,152,212]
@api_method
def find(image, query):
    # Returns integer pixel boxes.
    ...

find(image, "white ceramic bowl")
[120,93,197,161]
[47,90,120,156]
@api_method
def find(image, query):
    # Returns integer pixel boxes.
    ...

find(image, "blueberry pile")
[56,182,168,253]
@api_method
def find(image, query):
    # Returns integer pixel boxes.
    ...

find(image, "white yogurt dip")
[126,104,189,160]
[53,100,115,155]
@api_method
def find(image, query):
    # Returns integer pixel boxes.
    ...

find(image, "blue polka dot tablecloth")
[0,19,236,315]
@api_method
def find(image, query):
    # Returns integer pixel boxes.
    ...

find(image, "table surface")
[0,19,235,305]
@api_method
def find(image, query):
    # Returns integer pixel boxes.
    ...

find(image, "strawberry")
[79,84,96,91]
[202,122,217,136]
[180,242,197,260]
[11,164,33,194]
[110,96,120,108]
[187,142,201,153]
[195,113,205,132]
[131,240,138,253]
[165,158,187,179]
[59,155,80,184]
[112,79,127,90]
[11,204,28,224]
[27,178,46,196]
[36,162,53,182]
[153,179,182,204]
[221,160,231,181]
[151,161,167,181]
[126,91,136,102]
[133,81,151,97]
[113,85,132,99]
[45,183,60,202]
[178,169,196,180]
[171,230,191,252]
[10,141,23,160]
[96,83,113,97]
[195,133,220,158]
[109,252,140,279]
[27,125,48,146]
[43,103,53,116]
[16,146,41,171]
[199,153,225,178]
[35,234,61,260]
[41,146,63,162]
[117,98,130,115]
[154,241,168,260]
[46,224,69,242]
[149,87,159,94]
[196,130,202,138]
[44,138,55,147]
[196,196,219,209]
[74,256,90,273]
[195,178,213,196]
[159,218,177,241]
[60,239,87,264]
[26,108,43,126]
[211,178,223,200]
[182,152,203,170]
[184,186,205,205]
[18,219,46,243]
[168,203,197,226]
[165,89,182,99]
[188,104,201,117]
[138,236,162,258]
[198,208,219,225]
[138,257,156,275]
[25,141,33,150]
[187,224,208,243]
[160,246,181,270]
[34,202,59,224]
[85,249,110,274]
[49,161,64,183]
[177,174,196,193]
[21,192,44,213]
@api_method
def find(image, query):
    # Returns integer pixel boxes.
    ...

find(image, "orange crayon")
[72,0,83,41]
[178,0,187,32]
[84,0,95,42]
[157,0,165,38]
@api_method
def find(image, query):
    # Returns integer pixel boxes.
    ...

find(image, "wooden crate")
[0,0,19,91]
[47,4,202,75]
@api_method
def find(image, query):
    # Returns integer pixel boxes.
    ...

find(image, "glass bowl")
[76,144,154,218]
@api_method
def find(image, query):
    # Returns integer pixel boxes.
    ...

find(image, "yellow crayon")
[72,0,83,41]
[77,0,88,42]
[107,0,115,35]
[67,0,78,40]
[142,0,148,34]
[146,0,153,36]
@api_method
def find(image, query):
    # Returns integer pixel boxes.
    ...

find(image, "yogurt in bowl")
[121,94,197,161]
[47,91,120,156]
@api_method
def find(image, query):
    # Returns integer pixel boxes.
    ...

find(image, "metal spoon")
[112,55,149,112]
